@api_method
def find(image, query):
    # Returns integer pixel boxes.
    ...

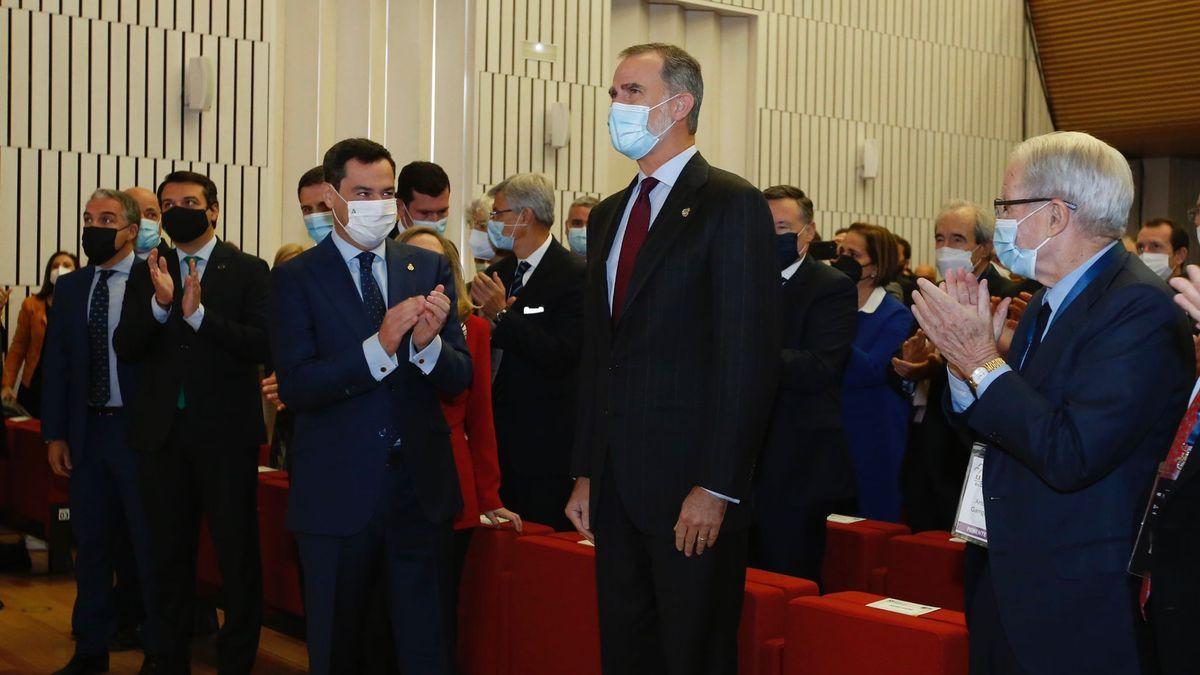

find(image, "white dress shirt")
[514,232,554,287]
[329,231,441,380]
[604,144,736,504]
[89,251,136,407]
[781,255,806,281]
[606,144,699,310]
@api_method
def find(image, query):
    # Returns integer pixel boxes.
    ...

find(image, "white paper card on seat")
[257,466,277,473]
[523,306,545,314]
[953,443,988,547]
[826,514,866,524]
[867,598,939,617]
[578,540,595,547]
[478,514,511,525]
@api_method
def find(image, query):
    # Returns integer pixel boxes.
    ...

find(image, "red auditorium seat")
[456,520,555,675]
[257,472,303,616]
[508,535,601,675]
[881,531,966,610]
[820,517,910,593]
[5,418,72,571]
[741,571,819,675]
[783,591,968,675]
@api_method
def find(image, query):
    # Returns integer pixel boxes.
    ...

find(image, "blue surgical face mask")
[607,94,681,160]
[413,218,449,235]
[568,228,587,256]
[135,218,161,253]
[304,211,334,244]
[993,201,1053,279]
[487,217,527,252]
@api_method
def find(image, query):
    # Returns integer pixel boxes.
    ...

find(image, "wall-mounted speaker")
[185,56,216,112]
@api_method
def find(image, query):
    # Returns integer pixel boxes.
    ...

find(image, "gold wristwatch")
[968,357,1007,391]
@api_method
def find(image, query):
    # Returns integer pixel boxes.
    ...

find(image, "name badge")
[953,443,988,547]
[523,306,545,314]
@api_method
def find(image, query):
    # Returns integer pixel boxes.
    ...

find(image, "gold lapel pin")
[681,208,691,218]
[407,262,415,271]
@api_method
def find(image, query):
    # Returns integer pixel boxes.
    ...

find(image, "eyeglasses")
[488,209,514,219]
[993,197,1078,219]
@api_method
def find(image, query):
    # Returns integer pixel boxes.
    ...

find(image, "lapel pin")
[407,262,415,271]
[681,208,691,218]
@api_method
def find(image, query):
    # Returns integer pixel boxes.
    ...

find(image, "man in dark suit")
[912,131,1192,675]
[269,138,471,675]
[470,172,584,531]
[565,43,780,675]
[114,171,270,674]
[42,189,166,675]
[751,185,857,581]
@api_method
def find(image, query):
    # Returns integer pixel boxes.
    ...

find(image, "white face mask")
[49,265,73,284]
[469,228,496,260]
[1139,252,1174,280]
[329,187,397,250]
[935,246,978,279]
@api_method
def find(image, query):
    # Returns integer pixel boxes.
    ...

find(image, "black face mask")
[81,226,125,264]
[831,255,863,283]
[162,206,210,244]
[775,233,799,269]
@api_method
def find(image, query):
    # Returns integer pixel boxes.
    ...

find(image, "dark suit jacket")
[487,237,585,481]
[755,258,857,508]
[114,239,270,453]
[953,245,1192,674]
[41,265,140,460]
[571,152,781,534]
[269,235,472,535]
[978,263,1019,298]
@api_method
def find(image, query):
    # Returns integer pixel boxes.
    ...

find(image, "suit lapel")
[514,238,564,306]
[385,239,415,309]
[310,235,372,336]
[618,153,709,322]
[1018,246,1127,389]
[199,240,230,293]
[597,178,638,319]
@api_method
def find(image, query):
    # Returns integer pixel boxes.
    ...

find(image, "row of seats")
[4,418,970,674]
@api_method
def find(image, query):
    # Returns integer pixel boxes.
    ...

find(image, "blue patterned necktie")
[357,251,386,330]
[509,261,532,297]
[88,270,115,406]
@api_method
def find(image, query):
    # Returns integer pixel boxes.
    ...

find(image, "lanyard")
[1020,244,1119,359]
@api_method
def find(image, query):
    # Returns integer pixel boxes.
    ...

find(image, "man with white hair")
[471,173,585,530]
[932,200,1020,297]
[911,131,1193,674]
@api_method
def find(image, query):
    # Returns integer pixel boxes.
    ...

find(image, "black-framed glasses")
[488,209,514,219]
[993,197,1078,218]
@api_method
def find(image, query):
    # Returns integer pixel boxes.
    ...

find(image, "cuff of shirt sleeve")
[363,333,400,381]
[973,364,1011,399]
[183,304,205,332]
[151,296,171,323]
[409,335,442,375]
[947,367,976,413]
[702,488,740,504]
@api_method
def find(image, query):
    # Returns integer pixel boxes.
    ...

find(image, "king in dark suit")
[566,44,780,675]
[114,171,271,674]
[43,190,166,675]
[269,139,471,675]
[751,185,858,581]
[913,132,1193,675]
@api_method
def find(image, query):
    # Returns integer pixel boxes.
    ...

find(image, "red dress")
[440,314,503,530]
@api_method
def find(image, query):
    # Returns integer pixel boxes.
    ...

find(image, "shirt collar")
[781,255,806,281]
[859,286,887,314]
[100,250,136,275]
[1043,241,1118,314]
[636,144,699,191]
[176,234,219,263]
[330,229,386,266]
[519,232,554,271]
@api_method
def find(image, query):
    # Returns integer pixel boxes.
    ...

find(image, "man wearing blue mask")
[565,195,598,257]
[911,131,1193,675]
[124,186,167,261]
[298,166,334,244]
[396,161,451,235]
[470,173,584,530]
[565,43,780,675]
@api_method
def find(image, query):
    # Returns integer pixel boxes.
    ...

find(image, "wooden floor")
[0,551,308,675]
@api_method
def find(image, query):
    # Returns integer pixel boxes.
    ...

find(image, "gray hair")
[1008,131,1133,240]
[569,195,600,211]
[619,43,704,134]
[487,173,555,227]
[90,189,141,227]
[466,193,493,223]
[937,199,995,245]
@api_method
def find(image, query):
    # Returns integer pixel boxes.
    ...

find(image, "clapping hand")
[412,285,452,351]
[471,272,514,321]
[261,373,285,411]
[147,250,175,309]
[181,257,201,318]
[892,329,939,380]
[1170,265,1200,325]
[911,268,1009,379]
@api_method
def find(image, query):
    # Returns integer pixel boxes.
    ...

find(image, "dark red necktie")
[611,176,659,322]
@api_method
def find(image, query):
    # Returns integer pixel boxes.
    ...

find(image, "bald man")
[123,187,167,260]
